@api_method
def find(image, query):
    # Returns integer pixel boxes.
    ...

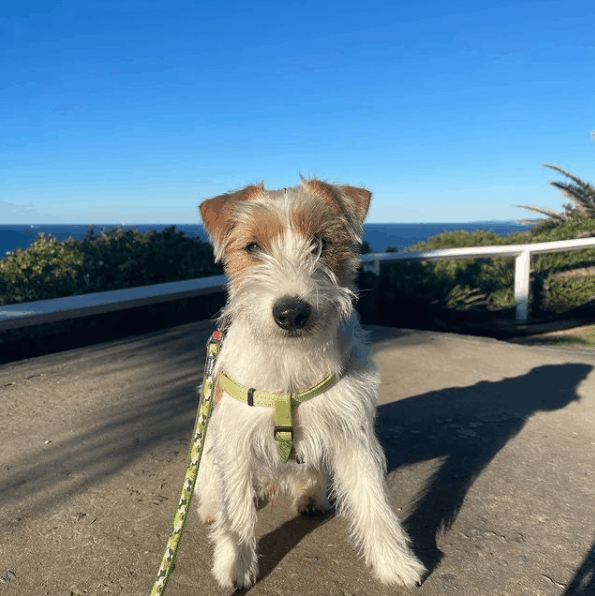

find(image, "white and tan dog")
[196,177,425,590]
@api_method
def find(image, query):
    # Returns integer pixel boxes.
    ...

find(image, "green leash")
[147,330,223,596]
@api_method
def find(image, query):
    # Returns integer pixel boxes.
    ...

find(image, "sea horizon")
[0,220,534,258]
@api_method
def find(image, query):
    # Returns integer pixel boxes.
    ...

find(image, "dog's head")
[198,177,371,340]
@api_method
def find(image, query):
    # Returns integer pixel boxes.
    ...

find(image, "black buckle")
[273,426,293,439]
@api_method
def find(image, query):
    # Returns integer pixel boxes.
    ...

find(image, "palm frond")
[543,164,591,189]
[544,163,595,207]
[513,164,595,228]
[549,181,594,216]
[514,204,567,221]
[549,178,595,203]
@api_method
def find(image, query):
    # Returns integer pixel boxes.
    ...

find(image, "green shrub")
[0,235,84,304]
[389,219,595,316]
[0,226,222,306]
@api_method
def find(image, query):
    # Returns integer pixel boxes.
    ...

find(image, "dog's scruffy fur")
[196,177,426,589]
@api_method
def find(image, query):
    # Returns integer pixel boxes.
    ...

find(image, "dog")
[195,176,426,590]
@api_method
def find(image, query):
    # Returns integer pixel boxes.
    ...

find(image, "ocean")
[0,221,532,259]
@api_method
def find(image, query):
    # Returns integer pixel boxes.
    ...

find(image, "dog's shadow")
[377,363,591,574]
[253,512,333,588]
[252,363,590,587]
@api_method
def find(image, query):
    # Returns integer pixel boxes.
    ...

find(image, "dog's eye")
[311,235,328,254]
[245,241,260,254]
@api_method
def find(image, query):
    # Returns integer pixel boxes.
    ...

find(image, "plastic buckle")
[273,426,293,439]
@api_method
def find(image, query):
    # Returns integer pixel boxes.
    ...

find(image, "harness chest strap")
[219,372,337,462]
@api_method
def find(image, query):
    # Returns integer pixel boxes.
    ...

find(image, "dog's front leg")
[195,434,223,524]
[210,448,258,590]
[330,432,426,587]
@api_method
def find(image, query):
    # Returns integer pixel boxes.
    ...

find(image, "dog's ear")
[338,184,372,226]
[199,184,264,262]
[300,175,371,232]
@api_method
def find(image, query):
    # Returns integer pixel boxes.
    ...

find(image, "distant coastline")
[0,221,533,259]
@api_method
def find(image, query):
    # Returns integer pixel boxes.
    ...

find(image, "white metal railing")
[0,275,228,331]
[1,236,594,331]
[360,236,595,322]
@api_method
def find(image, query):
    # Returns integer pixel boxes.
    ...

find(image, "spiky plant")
[516,164,595,226]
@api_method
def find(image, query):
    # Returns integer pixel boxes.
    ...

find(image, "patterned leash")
[147,330,223,596]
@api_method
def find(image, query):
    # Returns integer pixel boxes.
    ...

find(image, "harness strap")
[274,394,293,462]
[219,372,336,462]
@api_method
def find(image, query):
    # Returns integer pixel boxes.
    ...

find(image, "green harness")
[219,371,336,462]
[147,329,336,595]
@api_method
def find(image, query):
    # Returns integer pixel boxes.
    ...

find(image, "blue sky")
[2,0,594,224]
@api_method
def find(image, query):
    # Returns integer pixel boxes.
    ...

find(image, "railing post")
[361,259,380,276]
[372,259,380,276]
[514,249,531,322]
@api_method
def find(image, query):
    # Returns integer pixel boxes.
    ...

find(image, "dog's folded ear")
[199,184,265,262]
[338,184,372,226]
[299,175,372,234]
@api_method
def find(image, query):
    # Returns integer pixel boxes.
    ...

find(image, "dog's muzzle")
[272,296,312,332]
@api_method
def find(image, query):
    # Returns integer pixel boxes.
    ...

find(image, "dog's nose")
[272,296,312,331]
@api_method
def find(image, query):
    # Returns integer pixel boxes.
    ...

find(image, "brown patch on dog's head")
[199,184,265,262]
[299,175,371,234]
[223,208,285,281]
[291,198,362,286]
[296,176,372,284]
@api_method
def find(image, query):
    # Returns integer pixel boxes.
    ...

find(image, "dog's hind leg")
[330,432,426,587]
[295,461,333,516]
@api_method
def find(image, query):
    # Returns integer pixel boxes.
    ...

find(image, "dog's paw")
[371,550,426,587]
[233,573,256,592]
[213,560,257,590]
[298,500,331,518]
[296,495,332,518]
[212,539,258,591]
[230,557,257,592]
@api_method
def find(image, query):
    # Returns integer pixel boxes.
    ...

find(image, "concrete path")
[1,322,594,596]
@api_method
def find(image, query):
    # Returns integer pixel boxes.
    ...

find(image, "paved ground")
[1,321,594,596]
[509,323,595,348]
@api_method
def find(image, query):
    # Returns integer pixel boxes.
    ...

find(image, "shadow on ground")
[0,322,214,527]
[375,363,591,578]
[562,534,595,596]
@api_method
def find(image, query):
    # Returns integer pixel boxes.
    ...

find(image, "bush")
[386,219,595,316]
[0,226,222,306]
[0,235,84,305]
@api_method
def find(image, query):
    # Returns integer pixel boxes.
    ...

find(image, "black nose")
[272,296,312,331]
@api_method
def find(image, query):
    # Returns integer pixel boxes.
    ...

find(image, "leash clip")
[203,330,223,379]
